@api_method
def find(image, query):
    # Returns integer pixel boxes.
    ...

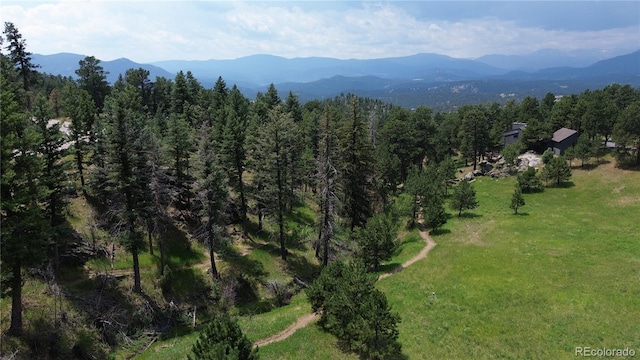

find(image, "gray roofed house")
[549,127,579,155]
[503,122,527,147]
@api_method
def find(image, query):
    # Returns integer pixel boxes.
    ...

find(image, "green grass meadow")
[254,162,640,359]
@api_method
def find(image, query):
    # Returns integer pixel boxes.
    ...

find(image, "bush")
[307,260,402,359]
[517,167,544,193]
[357,212,399,270]
[502,143,523,166]
[265,279,291,307]
[188,313,258,360]
[541,148,554,164]
[541,156,572,186]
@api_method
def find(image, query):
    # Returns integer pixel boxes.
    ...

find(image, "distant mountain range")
[33,50,640,110]
[32,53,175,83]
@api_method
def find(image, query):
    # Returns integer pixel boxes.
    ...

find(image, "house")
[503,122,527,146]
[549,127,579,155]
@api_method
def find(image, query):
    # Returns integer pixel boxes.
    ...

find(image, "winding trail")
[254,313,320,347]
[254,220,436,348]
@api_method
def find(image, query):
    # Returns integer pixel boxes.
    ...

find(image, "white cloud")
[1,1,637,62]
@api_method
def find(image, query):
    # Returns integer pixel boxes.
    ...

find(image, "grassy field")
[250,160,640,359]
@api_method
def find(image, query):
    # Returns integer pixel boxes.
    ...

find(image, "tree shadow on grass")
[162,267,211,304]
[614,159,640,171]
[162,222,206,269]
[334,338,408,360]
[457,212,483,219]
[284,208,316,227]
[430,228,451,236]
[375,262,402,275]
[235,299,275,316]
[222,249,268,281]
[393,234,421,256]
[546,181,575,189]
[285,251,322,284]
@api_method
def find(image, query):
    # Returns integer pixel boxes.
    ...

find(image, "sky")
[1,1,639,63]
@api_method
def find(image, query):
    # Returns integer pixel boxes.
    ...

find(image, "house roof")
[504,129,521,137]
[512,122,527,131]
[552,128,578,142]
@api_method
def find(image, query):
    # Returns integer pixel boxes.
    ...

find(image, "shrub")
[541,148,554,164]
[517,167,544,193]
[307,260,402,359]
[502,143,523,166]
[265,279,291,307]
[188,313,258,360]
[357,212,399,270]
[541,156,572,186]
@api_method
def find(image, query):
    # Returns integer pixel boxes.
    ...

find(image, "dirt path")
[378,223,436,280]
[254,313,319,348]
[254,219,436,347]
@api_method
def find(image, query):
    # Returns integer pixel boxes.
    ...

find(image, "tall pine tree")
[195,124,228,280]
[101,84,149,293]
[337,96,374,232]
[220,85,250,235]
[316,105,340,266]
[1,72,49,336]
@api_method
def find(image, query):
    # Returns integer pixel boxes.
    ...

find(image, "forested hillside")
[2,22,639,359]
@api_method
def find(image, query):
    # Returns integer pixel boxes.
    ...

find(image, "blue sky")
[1,1,638,62]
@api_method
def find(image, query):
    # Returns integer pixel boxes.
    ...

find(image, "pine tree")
[404,166,423,228]
[541,156,572,186]
[306,260,402,359]
[377,106,418,183]
[220,86,250,235]
[138,127,173,265]
[422,195,447,232]
[1,73,49,336]
[337,96,374,232]
[357,212,399,270]
[101,84,149,293]
[75,56,110,111]
[510,185,525,214]
[459,106,490,171]
[33,94,69,267]
[420,165,448,231]
[210,76,229,141]
[613,100,640,165]
[517,167,544,193]
[167,112,193,196]
[438,156,457,195]
[3,22,39,94]
[247,100,298,260]
[264,108,297,260]
[283,91,304,209]
[316,105,339,266]
[124,68,153,113]
[573,134,597,167]
[62,81,95,194]
[188,313,258,360]
[195,125,228,280]
[171,71,190,116]
[450,180,479,217]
